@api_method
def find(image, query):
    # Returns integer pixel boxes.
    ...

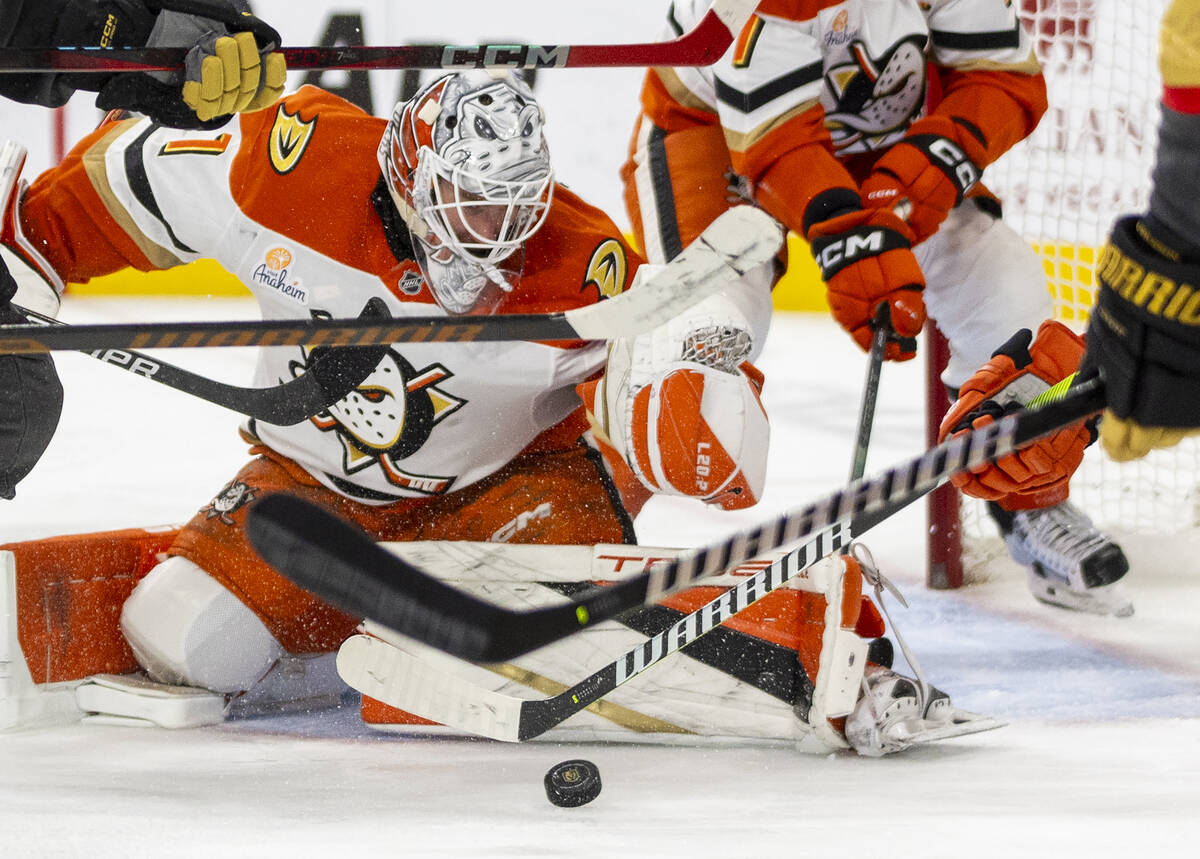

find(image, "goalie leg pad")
[1,527,179,729]
[1,526,179,685]
[74,673,227,729]
[121,555,287,693]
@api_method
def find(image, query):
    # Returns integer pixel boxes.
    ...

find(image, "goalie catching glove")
[79,0,286,129]
[859,115,985,244]
[938,320,1095,511]
[579,265,772,511]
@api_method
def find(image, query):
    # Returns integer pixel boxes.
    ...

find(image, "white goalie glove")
[580,262,773,510]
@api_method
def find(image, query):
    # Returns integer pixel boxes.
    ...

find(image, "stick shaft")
[0,0,755,72]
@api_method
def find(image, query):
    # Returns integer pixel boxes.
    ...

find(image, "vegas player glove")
[859,115,985,244]
[938,321,1096,511]
[807,207,926,361]
[1085,215,1200,461]
[0,266,64,500]
[92,0,286,129]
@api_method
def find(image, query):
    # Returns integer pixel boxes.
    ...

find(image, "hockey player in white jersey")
[0,67,974,755]
[621,0,1130,615]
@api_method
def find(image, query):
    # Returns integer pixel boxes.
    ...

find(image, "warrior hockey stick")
[337,523,852,742]
[14,303,387,425]
[0,0,756,73]
[245,376,1107,663]
[0,205,782,355]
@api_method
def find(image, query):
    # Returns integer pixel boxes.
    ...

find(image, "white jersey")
[22,87,639,503]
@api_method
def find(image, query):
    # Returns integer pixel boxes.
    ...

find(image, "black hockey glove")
[88,0,286,129]
[0,261,64,500]
[1083,215,1200,460]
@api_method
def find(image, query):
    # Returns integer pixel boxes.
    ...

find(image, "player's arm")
[579,260,774,512]
[861,0,1048,242]
[706,14,927,362]
[1084,0,1200,462]
[13,106,253,288]
[0,0,285,129]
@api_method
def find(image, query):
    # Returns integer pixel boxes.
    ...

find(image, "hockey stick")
[849,306,893,481]
[0,206,782,355]
[14,303,388,425]
[245,376,1107,663]
[0,0,756,73]
[337,523,853,742]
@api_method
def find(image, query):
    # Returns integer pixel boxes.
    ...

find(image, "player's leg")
[621,117,740,264]
[918,203,1130,614]
[49,452,368,727]
[350,549,980,754]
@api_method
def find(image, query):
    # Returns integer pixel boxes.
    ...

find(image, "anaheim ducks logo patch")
[201,479,257,525]
[268,104,317,174]
[583,239,628,299]
[291,338,465,496]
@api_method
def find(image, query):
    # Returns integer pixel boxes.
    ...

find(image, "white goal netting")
[949,0,1200,579]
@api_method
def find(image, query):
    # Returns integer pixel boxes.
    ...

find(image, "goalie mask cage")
[925,0,1200,588]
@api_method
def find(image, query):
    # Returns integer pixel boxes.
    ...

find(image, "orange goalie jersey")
[625,0,1048,254]
[19,85,642,504]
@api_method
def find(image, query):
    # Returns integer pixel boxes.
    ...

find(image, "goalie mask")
[378,71,554,314]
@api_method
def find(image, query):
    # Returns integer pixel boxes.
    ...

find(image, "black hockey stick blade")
[15,300,389,424]
[246,378,1106,663]
[0,0,757,73]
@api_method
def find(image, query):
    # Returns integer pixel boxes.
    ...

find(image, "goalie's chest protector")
[97,88,621,502]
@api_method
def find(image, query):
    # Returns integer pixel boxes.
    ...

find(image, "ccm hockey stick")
[14,303,388,425]
[0,206,783,355]
[0,0,757,73]
[246,377,1107,663]
[337,523,852,742]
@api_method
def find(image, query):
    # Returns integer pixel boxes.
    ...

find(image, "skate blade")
[884,709,1006,749]
[1028,577,1135,618]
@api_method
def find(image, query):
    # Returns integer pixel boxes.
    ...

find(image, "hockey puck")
[544,759,602,807]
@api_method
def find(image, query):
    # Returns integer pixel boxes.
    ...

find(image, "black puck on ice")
[544,759,602,807]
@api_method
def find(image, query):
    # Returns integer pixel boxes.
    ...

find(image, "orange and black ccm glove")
[939,321,1096,511]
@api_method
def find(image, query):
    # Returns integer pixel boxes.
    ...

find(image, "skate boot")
[990,500,1133,617]
[844,665,981,757]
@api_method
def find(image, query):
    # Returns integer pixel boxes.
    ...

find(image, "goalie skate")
[993,500,1134,618]
[844,665,1003,757]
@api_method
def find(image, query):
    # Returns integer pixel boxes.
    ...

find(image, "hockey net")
[925,0,1200,588]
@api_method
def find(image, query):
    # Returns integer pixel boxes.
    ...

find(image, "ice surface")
[3,300,1200,858]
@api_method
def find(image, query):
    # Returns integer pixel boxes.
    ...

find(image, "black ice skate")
[990,500,1134,617]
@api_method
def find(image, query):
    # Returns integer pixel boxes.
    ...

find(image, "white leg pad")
[120,556,284,694]
[75,673,226,729]
[1,551,83,731]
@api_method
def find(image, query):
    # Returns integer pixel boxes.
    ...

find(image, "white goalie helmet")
[378,71,555,314]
